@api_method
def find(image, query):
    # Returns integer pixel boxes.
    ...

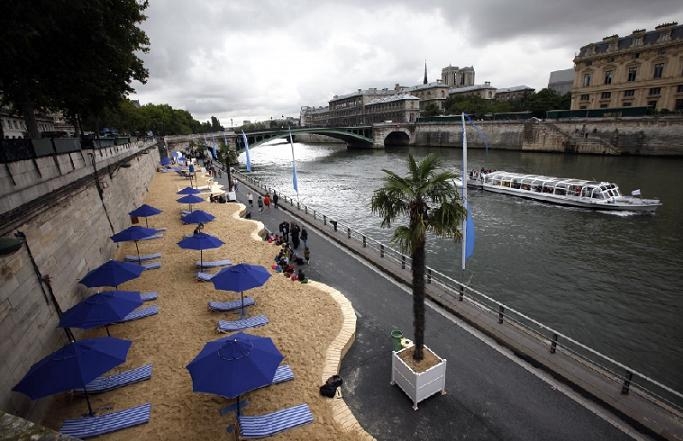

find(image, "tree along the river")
[371,154,466,360]
[0,0,150,137]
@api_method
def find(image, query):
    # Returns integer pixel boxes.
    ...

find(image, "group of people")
[247,191,280,212]
[278,221,308,250]
[272,241,308,283]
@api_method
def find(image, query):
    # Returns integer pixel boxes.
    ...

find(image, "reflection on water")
[241,141,683,391]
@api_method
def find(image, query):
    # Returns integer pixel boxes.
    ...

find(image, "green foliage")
[0,0,150,136]
[422,103,442,117]
[443,88,570,118]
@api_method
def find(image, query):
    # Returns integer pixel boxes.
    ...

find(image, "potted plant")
[371,154,466,409]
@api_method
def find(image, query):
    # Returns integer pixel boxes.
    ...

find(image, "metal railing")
[0,136,137,163]
[231,168,683,416]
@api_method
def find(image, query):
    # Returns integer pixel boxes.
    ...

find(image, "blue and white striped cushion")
[217,315,268,332]
[60,403,151,438]
[239,403,312,439]
[118,305,159,323]
[208,297,255,312]
[79,364,152,393]
[196,259,232,268]
[197,271,215,281]
[142,261,161,270]
[272,365,294,384]
[124,252,161,262]
[138,232,164,241]
[140,291,158,301]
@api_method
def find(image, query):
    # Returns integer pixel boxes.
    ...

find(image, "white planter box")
[390,345,447,410]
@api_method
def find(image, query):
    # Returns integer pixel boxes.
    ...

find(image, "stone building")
[364,93,420,124]
[441,65,475,87]
[1,106,75,139]
[448,82,497,100]
[300,106,331,127]
[327,88,396,126]
[495,85,535,101]
[570,22,683,111]
[404,82,451,110]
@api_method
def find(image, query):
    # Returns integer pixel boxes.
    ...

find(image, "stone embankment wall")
[0,141,159,420]
[409,117,683,156]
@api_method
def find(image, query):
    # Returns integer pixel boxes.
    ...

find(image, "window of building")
[627,67,637,81]
[608,57,615,62]
[600,104,608,108]
[654,63,664,79]
[580,94,590,101]
[623,101,632,107]
[649,87,661,96]
[604,70,613,84]
[675,99,683,111]
[658,49,666,55]
[647,100,657,108]
[601,92,611,99]
[579,106,587,110]
[583,73,592,87]
[624,89,635,97]
[633,52,640,59]
[677,85,683,93]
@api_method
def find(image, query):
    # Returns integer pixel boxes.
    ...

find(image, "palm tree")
[371,154,466,361]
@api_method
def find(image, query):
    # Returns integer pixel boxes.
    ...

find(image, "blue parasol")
[59,291,143,335]
[177,232,224,268]
[12,336,131,415]
[177,186,201,195]
[211,263,271,317]
[186,332,283,416]
[177,194,204,212]
[111,226,160,263]
[128,204,163,228]
[181,210,215,225]
[79,260,144,289]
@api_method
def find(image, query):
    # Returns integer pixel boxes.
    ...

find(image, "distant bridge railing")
[230,167,683,423]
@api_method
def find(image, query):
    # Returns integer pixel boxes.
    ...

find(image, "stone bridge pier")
[371,123,413,148]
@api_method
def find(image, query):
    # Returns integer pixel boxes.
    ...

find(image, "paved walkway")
[222,174,654,441]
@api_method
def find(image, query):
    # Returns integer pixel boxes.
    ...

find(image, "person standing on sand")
[247,192,253,207]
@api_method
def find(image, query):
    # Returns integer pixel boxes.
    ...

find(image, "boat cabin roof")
[484,171,614,188]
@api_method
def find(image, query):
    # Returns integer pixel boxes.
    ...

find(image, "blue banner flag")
[465,209,475,259]
[241,131,252,172]
[288,127,299,194]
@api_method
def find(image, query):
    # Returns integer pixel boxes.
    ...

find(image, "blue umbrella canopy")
[177,232,224,267]
[181,210,215,225]
[129,204,162,218]
[111,226,160,263]
[177,194,204,212]
[211,264,271,318]
[160,157,171,166]
[128,204,163,228]
[177,186,201,195]
[59,291,143,330]
[211,263,271,292]
[186,332,283,399]
[12,337,131,415]
[79,260,144,288]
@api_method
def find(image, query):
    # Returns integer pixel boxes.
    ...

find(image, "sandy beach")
[42,169,362,441]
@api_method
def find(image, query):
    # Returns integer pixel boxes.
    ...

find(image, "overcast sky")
[129,0,683,126]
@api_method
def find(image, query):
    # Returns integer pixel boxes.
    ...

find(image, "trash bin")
[391,329,403,352]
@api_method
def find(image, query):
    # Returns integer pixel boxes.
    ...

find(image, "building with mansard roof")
[570,22,683,111]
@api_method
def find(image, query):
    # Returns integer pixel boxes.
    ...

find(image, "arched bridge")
[237,126,373,150]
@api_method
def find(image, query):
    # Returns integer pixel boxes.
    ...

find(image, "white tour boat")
[467,170,662,212]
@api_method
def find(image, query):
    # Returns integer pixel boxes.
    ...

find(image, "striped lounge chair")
[60,403,151,439]
[195,259,232,268]
[125,252,161,262]
[140,291,158,302]
[220,365,295,416]
[238,403,313,439]
[77,364,152,394]
[142,261,161,271]
[197,271,215,282]
[139,232,164,241]
[217,315,268,333]
[117,305,159,323]
[208,297,255,312]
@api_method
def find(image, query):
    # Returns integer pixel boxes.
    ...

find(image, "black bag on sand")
[319,375,343,398]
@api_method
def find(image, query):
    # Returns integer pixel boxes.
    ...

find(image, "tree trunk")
[21,99,40,138]
[412,235,426,361]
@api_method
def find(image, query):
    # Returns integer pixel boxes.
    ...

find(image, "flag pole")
[461,113,468,271]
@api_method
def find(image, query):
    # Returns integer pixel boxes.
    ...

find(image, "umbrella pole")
[84,389,95,416]
[105,326,111,337]
[200,250,203,268]
[135,241,141,264]
[240,291,245,318]
[145,218,149,228]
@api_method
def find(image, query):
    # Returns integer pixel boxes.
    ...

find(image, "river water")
[237,140,683,393]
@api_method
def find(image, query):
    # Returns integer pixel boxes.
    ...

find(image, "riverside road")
[224,175,652,441]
